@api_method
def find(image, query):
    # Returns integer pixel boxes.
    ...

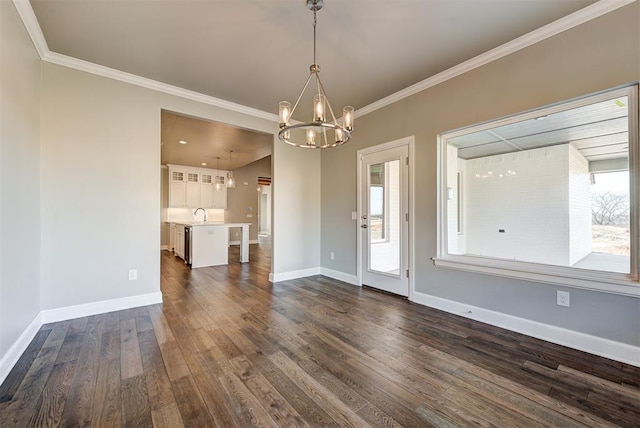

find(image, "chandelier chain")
[313,8,317,65]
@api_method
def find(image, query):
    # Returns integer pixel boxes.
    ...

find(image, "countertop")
[168,221,251,227]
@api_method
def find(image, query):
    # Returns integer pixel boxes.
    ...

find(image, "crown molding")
[12,0,48,59]
[13,0,634,122]
[42,51,279,122]
[356,0,637,118]
[11,0,278,123]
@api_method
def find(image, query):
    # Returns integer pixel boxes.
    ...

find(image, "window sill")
[432,256,640,297]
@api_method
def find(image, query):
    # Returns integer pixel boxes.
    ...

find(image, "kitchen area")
[160,110,273,269]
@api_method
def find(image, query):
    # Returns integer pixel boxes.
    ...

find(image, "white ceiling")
[161,110,272,169]
[449,96,630,163]
[28,0,600,168]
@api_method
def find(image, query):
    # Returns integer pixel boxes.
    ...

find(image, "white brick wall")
[568,145,592,264]
[462,145,572,265]
[449,143,593,266]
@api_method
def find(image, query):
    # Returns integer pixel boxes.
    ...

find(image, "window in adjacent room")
[436,85,638,294]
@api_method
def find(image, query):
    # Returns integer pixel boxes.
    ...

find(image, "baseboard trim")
[0,291,163,386]
[229,239,259,246]
[411,291,640,367]
[319,268,359,286]
[0,313,43,385]
[270,267,321,283]
[160,245,169,251]
[41,292,164,324]
[269,267,360,286]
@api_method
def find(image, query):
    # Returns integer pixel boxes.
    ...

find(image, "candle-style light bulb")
[314,94,325,122]
[279,101,291,127]
[307,129,316,145]
[343,106,354,131]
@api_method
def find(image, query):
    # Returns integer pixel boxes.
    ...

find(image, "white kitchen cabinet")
[169,223,176,252]
[185,172,201,207]
[201,173,215,208]
[175,225,185,259]
[191,225,229,267]
[169,169,186,208]
[167,165,227,209]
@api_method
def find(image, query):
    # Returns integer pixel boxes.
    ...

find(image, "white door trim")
[357,136,415,300]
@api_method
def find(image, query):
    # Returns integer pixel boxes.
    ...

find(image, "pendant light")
[278,0,354,149]
[227,150,236,188]
[215,157,222,191]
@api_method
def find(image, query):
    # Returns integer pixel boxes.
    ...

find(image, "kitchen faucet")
[194,207,207,222]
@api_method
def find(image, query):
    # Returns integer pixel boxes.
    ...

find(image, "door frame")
[356,136,415,299]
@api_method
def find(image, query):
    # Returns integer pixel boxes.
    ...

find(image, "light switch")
[247,214,253,218]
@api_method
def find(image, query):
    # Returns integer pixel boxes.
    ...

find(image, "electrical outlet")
[557,290,570,307]
[330,252,335,260]
[129,269,137,281]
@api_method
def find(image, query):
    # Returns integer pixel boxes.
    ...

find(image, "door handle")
[361,224,368,229]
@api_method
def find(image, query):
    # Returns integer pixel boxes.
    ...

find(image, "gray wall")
[320,4,640,345]
[0,2,42,359]
[39,60,319,309]
[225,156,271,242]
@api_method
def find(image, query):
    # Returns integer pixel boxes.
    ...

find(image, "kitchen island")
[170,222,251,267]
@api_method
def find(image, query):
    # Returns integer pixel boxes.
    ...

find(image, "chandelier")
[278,0,354,149]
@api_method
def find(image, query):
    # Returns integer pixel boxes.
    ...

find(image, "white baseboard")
[269,267,321,283]
[41,292,163,324]
[160,245,169,251]
[269,267,359,284]
[319,267,360,286]
[411,291,640,367]
[0,313,43,385]
[1,291,163,386]
[229,239,259,246]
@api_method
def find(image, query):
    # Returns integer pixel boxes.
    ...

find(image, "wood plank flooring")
[1,244,639,427]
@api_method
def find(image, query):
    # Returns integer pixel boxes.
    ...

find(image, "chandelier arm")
[321,120,329,146]
[316,72,322,103]
[316,74,339,124]
[290,72,314,118]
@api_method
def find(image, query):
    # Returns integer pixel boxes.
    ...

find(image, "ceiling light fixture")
[179,140,188,145]
[226,150,236,189]
[201,162,207,166]
[278,0,353,149]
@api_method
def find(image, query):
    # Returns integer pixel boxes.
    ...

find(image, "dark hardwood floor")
[1,244,639,427]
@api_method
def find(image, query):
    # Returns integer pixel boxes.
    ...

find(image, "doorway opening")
[160,110,273,267]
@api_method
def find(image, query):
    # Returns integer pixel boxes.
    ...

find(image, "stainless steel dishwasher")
[184,225,192,267]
